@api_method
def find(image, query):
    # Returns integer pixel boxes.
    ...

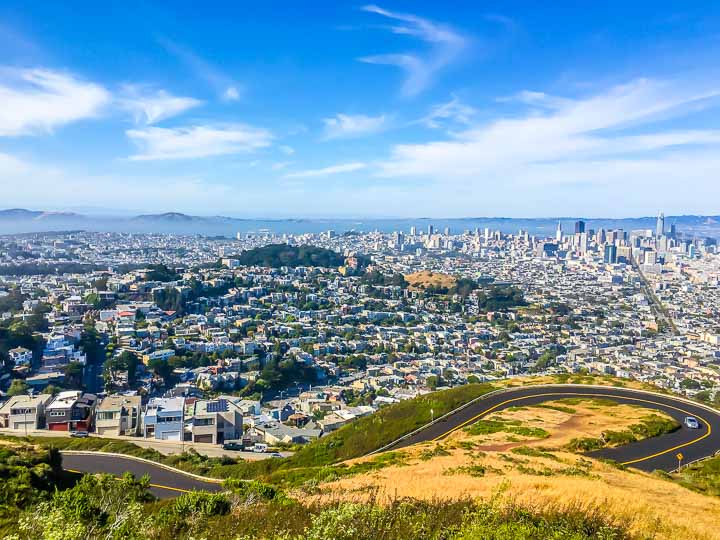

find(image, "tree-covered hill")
[227,244,346,268]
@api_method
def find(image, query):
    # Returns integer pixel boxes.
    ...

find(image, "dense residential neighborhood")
[0,215,719,452]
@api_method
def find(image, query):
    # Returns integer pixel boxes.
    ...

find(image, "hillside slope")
[314,397,720,540]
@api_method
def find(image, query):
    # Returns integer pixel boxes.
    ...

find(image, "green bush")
[674,455,720,497]
[173,491,230,517]
[465,419,549,439]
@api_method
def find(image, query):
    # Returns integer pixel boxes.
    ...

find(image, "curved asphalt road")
[61,385,720,495]
[61,452,222,499]
[386,385,720,472]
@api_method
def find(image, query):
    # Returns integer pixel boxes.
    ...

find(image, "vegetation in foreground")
[0,441,635,540]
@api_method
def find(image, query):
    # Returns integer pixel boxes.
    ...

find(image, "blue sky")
[2,1,720,218]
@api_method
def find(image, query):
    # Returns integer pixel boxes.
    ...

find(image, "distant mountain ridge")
[0,208,719,237]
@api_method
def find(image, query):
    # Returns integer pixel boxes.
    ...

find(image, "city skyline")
[2,1,720,216]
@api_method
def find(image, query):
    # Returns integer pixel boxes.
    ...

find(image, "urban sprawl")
[1,213,719,456]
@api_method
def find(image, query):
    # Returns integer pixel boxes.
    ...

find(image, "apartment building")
[95,395,142,436]
[46,391,97,432]
[0,394,53,430]
[143,397,184,441]
[186,398,243,444]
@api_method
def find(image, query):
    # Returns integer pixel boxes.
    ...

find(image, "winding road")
[60,385,720,497]
[61,452,223,498]
[385,384,720,472]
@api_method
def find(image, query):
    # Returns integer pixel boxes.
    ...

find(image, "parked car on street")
[222,441,244,451]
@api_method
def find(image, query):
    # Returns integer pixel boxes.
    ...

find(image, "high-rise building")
[574,220,586,234]
[579,232,588,254]
[596,228,606,245]
[603,244,617,264]
[410,226,417,236]
[427,224,434,235]
[555,221,562,242]
[656,212,665,238]
[444,227,450,236]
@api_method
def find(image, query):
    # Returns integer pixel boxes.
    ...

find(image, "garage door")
[161,431,180,440]
[194,434,213,443]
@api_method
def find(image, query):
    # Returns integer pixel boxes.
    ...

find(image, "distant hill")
[133,212,204,223]
[0,209,83,221]
[1,208,719,237]
[230,244,346,268]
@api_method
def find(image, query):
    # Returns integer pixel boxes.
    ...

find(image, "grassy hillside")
[0,438,635,540]
[316,399,720,540]
[405,270,458,291]
[673,455,720,497]
[6,375,671,484]
[3,379,718,539]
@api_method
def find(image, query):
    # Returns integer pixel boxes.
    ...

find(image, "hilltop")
[405,270,458,291]
[315,396,720,540]
[224,244,347,268]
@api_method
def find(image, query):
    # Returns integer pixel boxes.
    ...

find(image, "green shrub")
[511,446,559,461]
[173,491,230,517]
[465,419,549,439]
[567,437,605,452]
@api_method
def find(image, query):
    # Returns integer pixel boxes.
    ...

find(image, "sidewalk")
[0,428,292,460]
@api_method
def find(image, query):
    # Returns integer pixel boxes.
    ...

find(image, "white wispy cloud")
[271,161,293,171]
[497,90,572,110]
[0,67,110,136]
[284,162,367,178]
[377,79,720,204]
[420,95,476,128]
[359,5,467,96]
[159,37,243,101]
[223,86,241,101]
[323,113,387,139]
[118,84,203,125]
[279,145,295,155]
[126,124,272,160]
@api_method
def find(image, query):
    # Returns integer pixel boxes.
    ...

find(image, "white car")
[684,416,700,429]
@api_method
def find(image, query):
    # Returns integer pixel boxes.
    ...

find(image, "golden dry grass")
[312,400,720,540]
[497,373,662,393]
[404,270,457,291]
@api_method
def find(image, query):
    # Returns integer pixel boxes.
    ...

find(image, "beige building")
[95,395,142,436]
[0,394,53,431]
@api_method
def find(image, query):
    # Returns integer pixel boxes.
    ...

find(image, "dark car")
[222,441,244,451]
